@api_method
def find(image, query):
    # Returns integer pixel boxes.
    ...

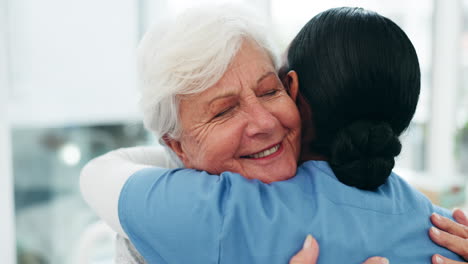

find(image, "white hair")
[138,4,279,143]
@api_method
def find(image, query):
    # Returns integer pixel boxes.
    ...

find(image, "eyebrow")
[207,92,238,107]
[257,71,276,85]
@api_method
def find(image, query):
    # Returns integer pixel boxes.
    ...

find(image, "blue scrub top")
[119,160,463,263]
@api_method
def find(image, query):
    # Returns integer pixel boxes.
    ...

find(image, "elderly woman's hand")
[430,209,468,264]
[289,235,389,264]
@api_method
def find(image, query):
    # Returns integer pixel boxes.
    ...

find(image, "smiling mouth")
[242,143,281,159]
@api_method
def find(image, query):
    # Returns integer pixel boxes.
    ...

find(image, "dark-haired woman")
[283,6,420,190]
[281,7,468,263]
[81,6,468,264]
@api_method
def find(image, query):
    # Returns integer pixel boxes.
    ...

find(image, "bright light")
[59,143,81,166]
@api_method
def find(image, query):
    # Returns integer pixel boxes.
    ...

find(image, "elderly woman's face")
[167,41,301,183]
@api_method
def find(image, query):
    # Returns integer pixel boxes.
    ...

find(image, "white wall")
[0,0,16,263]
[8,0,141,128]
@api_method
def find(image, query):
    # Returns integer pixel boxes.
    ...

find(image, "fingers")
[429,225,468,260]
[453,209,468,226]
[432,254,468,264]
[431,213,468,239]
[289,235,319,264]
[361,256,390,264]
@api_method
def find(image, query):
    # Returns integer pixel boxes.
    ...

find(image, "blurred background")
[1,0,468,263]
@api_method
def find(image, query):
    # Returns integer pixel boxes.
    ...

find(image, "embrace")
[81,5,468,264]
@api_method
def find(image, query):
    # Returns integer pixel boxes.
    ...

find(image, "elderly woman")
[81,6,468,264]
[85,6,305,263]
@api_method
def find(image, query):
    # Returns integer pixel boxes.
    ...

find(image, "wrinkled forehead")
[180,41,277,101]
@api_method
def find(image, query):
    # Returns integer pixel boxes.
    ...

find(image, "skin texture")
[165,40,301,183]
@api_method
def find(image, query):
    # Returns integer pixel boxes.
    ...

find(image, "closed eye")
[213,106,235,119]
[260,90,279,97]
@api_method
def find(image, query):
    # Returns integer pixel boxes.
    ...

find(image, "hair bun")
[329,120,402,190]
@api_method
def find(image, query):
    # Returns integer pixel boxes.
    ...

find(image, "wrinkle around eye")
[210,102,240,121]
[259,89,286,102]
[213,106,235,119]
[260,90,279,97]
[187,115,232,146]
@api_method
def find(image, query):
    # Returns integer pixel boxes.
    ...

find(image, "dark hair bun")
[329,120,402,190]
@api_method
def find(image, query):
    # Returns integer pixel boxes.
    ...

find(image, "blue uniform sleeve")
[118,167,233,264]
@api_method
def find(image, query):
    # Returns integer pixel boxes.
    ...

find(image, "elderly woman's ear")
[163,136,190,167]
[285,70,299,102]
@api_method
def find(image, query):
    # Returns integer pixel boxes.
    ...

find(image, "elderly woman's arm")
[81,147,245,263]
[80,146,175,237]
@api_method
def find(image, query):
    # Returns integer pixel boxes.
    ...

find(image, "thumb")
[289,235,320,264]
[362,256,390,264]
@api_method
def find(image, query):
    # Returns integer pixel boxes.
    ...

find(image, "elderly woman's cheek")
[263,95,300,130]
[279,98,302,159]
[185,118,246,173]
[176,124,215,167]
[272,97,301,128]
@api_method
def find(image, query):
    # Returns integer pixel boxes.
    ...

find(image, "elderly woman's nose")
[244,102,278,137]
